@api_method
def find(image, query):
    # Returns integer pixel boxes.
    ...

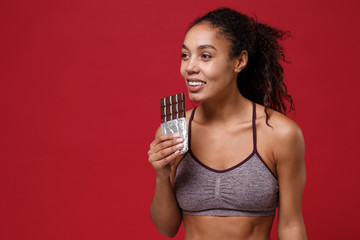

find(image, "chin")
[188,92,205,103]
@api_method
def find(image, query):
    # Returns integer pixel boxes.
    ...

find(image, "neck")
[198,88,252,125]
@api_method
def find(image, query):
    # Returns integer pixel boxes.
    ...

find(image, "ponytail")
[237,21,295,125]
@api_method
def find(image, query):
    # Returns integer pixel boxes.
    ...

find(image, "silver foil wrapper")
[161,117,188,154]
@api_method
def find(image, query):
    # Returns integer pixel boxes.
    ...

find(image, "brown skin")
[148,22,306,239]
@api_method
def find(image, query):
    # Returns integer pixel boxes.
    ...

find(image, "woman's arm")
[274,120,307,240]
[148,127,184,238]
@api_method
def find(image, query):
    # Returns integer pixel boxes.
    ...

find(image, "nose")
[185,57,199,74]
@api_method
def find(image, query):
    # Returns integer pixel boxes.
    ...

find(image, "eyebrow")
[182,44,217,51]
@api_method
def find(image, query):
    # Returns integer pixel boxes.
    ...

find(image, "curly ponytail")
[189,8,295,125]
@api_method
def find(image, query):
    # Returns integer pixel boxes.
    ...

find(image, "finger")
[155,137,184,153]
[148,143,178,163]
[154,143,184,162]
[159,133,181,142]
[150,140,156,148]
[149,132,178,152]
[158,150,180,167]
[150,133,177,148]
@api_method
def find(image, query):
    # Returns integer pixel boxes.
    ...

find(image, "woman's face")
[180,22,239,103]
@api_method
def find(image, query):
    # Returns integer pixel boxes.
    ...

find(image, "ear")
[234,50,248,73]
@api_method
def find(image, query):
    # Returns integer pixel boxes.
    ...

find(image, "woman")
[148,8,306,240]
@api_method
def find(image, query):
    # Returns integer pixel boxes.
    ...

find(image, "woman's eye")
[201,53,212,59]
[181,53,190,59]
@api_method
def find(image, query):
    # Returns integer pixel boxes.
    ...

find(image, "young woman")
[148,8,306,240]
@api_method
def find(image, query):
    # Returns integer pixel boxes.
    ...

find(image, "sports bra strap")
[188,106,197,149]
[252,101,258,152]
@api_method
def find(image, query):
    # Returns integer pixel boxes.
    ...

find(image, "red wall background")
[1,0,359,239]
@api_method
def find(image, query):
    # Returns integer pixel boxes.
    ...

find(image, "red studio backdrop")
[1,0,359,239]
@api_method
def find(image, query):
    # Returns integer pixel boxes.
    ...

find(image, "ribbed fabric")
[174,102,279,217]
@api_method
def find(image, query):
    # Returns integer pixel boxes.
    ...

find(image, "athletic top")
[174,102,279,217]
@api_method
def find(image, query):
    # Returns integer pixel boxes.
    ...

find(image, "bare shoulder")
[268,108,303,140]
[256,104,305,163]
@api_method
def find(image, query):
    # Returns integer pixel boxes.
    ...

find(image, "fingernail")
[177,143,183,149]
[173,133,180,138]
[176,138,184,143]
[174,150,180,155]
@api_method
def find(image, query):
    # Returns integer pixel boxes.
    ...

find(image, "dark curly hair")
[189,8,295,125]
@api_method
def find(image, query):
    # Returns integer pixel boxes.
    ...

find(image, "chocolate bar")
[160,92,188,154]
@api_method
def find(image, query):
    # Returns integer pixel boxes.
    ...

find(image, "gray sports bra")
[174,102,279,217]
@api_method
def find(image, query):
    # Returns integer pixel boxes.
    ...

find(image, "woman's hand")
[148,132,184,180]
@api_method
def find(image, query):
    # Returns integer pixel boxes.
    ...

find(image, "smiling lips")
[187,79,206,92]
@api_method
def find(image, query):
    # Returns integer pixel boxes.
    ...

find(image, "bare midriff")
[183,214,274,240]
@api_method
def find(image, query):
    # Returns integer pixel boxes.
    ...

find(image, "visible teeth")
[189,81,205,86]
